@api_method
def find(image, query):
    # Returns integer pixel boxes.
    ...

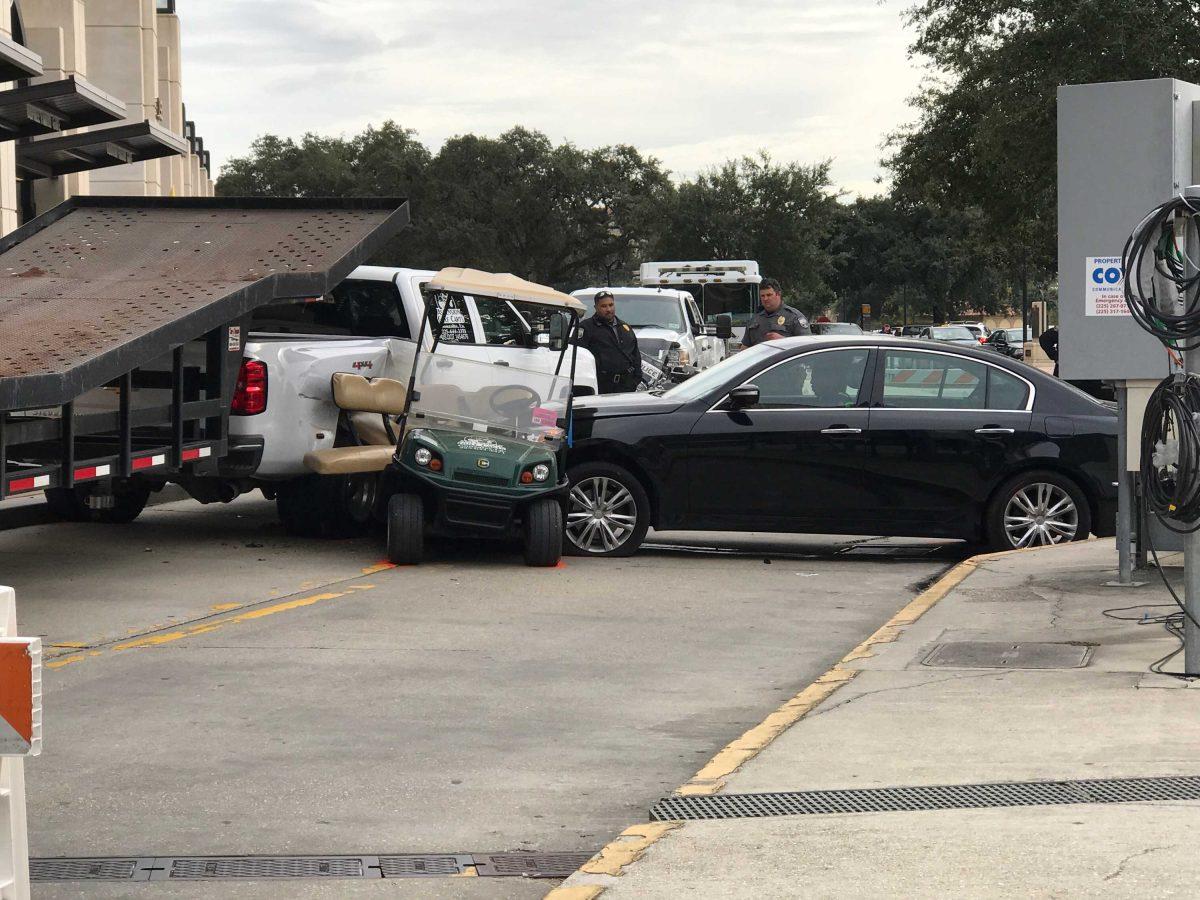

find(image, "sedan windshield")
[931,326,975,341]
[661,343,787,402]
[617,296,686,332]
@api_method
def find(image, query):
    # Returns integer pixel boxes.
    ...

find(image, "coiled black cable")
[1123,194,1200,349]
[1140,374,1200,532]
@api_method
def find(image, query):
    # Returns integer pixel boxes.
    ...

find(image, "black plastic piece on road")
[649,775,1200,821]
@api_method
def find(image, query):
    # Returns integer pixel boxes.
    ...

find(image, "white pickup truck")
[206,266,598,535]
[570,286,726,378]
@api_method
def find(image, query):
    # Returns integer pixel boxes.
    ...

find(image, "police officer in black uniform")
[577,290,643,394]
[741,277,811,348]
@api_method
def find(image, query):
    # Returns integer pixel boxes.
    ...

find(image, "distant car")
[919,325,981,348]
[899,325,926,337]
[565,336,1118,556]
[985,327,1032,360]
[951,321,991,341]
[810,321,863,335]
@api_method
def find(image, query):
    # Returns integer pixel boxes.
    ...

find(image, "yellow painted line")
[49,641,88,649]
[210,603,241,612]
[547,550,1006,898]
[45,654,86,670]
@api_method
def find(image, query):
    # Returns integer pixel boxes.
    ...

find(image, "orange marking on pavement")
[556,560,568,569]
[361,561,398,575]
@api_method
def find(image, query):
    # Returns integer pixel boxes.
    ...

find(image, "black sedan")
[564,336,1117,556]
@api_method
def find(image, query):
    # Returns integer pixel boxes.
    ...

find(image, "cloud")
[177,0,923,195]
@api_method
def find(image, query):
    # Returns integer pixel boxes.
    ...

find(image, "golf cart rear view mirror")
[714,314,733,340]
[548,314,570,351]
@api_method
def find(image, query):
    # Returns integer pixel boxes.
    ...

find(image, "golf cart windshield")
[409,353,571,443]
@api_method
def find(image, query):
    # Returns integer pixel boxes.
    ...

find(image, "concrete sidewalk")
[554,541,1200,898]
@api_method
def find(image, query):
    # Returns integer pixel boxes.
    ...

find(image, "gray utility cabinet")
[1058,78,1200,381]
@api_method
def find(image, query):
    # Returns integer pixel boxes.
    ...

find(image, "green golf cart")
[384,268,584,566]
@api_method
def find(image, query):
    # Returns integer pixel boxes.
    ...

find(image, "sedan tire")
[564,462,650,557]
[986,470,1091,551]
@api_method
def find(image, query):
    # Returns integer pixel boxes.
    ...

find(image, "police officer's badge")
[777,315,786,325]
[623,323,631,331]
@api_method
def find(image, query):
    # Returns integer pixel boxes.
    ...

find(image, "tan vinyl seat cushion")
[304,444,394,476]
[331,372,407,415]
[350,411,394,446]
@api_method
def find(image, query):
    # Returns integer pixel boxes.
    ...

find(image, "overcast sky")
[178,0,926,197]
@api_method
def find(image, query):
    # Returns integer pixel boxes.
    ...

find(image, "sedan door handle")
[975,427,1015,435]
[821,426,862,435]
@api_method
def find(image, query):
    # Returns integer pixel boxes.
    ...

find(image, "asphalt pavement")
[0,492,962,896]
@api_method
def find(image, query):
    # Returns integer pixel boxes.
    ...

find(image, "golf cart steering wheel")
[489,384,541,418]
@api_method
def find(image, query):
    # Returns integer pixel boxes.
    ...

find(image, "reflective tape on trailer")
[73,464,111,481]
[7,474,50,494]
[181,446,212,462]
[131,453,166,471]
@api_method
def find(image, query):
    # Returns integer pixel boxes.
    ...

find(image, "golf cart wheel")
[564,462,650,557]
[387,493,424,564]
[986,470,1091,551]
[523,498,563,567]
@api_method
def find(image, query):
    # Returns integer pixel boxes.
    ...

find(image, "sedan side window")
[748,349,870,409]
[986,367,1030,410]
[881,351,986,409]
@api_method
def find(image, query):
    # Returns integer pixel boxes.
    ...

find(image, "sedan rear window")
[882,350,1029,410]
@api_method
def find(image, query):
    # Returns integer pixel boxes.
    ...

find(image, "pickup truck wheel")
[387,494,423,564]
[564,462,649,557]
[523,498,563,567]
[277,475,376,538]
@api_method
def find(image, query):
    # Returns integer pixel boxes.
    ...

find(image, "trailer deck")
[0,197,409,504]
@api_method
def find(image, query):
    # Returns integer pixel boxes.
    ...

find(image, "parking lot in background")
[1,493,962,896]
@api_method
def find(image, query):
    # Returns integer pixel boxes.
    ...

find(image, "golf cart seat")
[303,373,406,475]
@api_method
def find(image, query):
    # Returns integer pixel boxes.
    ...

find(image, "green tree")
[654,153,841,317]
[888,0,1200,285]
[829,197,1008,324]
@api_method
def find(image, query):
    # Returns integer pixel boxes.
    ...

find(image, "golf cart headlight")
[532,463,550,482]
[414,447,432,466]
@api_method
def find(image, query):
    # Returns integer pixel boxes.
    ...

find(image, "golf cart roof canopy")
[426,267,584,312]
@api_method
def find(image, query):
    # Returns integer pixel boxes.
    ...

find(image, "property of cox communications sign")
[1086,256,1127,316]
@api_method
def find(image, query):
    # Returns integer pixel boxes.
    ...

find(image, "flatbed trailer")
[0,196,408,518]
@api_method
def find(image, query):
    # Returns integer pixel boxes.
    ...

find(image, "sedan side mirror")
[714,314,733,340]
[726,385,759,410]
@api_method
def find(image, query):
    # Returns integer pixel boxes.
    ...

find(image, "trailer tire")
[96,485,150,524]
[523,498,563,567]
[44,487,87,521]
[387,494,423,564]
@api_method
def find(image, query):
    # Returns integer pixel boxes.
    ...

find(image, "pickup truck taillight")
[232,358,267,415]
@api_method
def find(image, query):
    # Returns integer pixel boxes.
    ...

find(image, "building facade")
[0,0,211,235]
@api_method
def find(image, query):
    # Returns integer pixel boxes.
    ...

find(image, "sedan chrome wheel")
[1003,482,1078,548]
[566,476,639,553]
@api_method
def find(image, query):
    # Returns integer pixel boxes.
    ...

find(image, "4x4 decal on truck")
[351,360,373,370]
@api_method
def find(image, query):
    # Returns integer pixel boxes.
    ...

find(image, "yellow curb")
[544,887,603,900]
[547,550,994,899]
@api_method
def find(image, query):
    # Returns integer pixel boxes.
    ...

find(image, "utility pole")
[1184,187,1200,674]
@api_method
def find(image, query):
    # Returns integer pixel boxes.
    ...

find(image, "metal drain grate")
[377,855,472,877]
[31,850,593,882]
[30,859,139,881]
[650,775,1200,821]
[474,852,595,878]
[168,856,365,879]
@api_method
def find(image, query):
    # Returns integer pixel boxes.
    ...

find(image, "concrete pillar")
[23,0,92,212]
[155,13,185,195]
[86,0,159,196]
[0,4,18,235]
